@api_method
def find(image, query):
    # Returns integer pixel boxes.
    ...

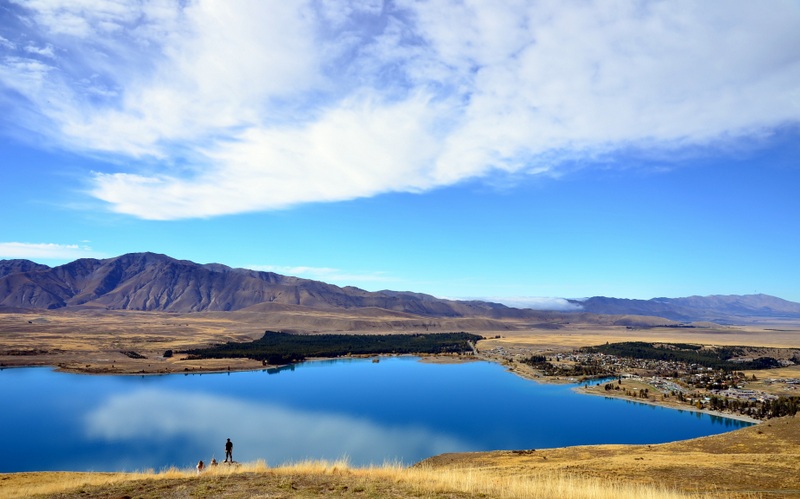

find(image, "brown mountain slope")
[0,259,50,277]
[0,253,569,322]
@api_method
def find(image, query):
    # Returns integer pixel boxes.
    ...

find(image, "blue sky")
[1,1,799,307]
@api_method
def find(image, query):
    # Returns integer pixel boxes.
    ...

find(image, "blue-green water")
[0,357,750,472]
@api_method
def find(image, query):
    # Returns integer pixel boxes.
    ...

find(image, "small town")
[483,343,800,420]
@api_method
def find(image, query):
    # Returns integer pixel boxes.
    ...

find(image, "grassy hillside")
[422,415,800,498]
[0,460,724,499]
[3,416,798,498]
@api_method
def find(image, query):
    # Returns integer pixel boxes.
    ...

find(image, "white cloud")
[10,0,150,38]
[2,1,800,219]
[484,296,584,312]
[90,93,451,218]
[0,242,99,260]
[23,43,55,57]
[316,0,384,28]
[0,36,15,50]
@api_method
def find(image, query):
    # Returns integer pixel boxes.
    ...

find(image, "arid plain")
[2,307,799,374]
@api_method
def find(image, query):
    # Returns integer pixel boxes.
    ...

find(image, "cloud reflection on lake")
[85,388,471,465]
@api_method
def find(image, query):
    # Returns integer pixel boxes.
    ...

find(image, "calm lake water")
[0,357,750,472]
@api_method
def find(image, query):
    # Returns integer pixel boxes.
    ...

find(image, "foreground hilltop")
[4,416,798,498]
[419,414,800,497]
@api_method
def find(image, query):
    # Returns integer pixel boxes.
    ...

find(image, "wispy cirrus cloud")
[0,242,100,260]
[2,1,799,220]
[0,35,16,50]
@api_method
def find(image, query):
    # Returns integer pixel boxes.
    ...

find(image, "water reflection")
[266,364,296,375]
[0,359,752,473]
[85,388,470,467]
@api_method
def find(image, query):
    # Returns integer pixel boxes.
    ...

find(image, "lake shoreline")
[0,352,478,376]
[572,384,762,424]
[1,353,768,479]
[2,351,764,424]
[479,353,764,424]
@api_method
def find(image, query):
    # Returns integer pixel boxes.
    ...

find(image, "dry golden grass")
[393,465,702,499]
[422,415,800,498]
[0,458,732,499]
[0,309,271,374]
[479,323,800,352]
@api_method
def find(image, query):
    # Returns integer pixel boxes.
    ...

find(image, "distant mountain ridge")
[1,252,798,325]
[569,294,800,323]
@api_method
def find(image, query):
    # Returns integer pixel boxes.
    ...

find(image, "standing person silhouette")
[224,438,233,463]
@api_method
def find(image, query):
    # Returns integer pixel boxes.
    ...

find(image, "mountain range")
[569,295,800,324]
[0,252,534,318]
[1,252,798,325]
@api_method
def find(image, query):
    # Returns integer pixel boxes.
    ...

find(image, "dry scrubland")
[2,309,799,375]
[477,321,800,352]
[2,416,798,498]
[0,308,521,374]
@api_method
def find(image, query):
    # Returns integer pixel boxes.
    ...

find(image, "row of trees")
[669,390,799,419]
[184,331,483,365]
[605,384,799,420]
[706,394,799,419]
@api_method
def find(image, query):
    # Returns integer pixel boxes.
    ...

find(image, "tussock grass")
[1,459,719,499]
[398,465,715,499]
[0,471,149,499]
[263,458,725,498]
[365,463,717,499]
[278,459,750,498]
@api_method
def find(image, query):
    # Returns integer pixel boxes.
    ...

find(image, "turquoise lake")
[0,357,750,472]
